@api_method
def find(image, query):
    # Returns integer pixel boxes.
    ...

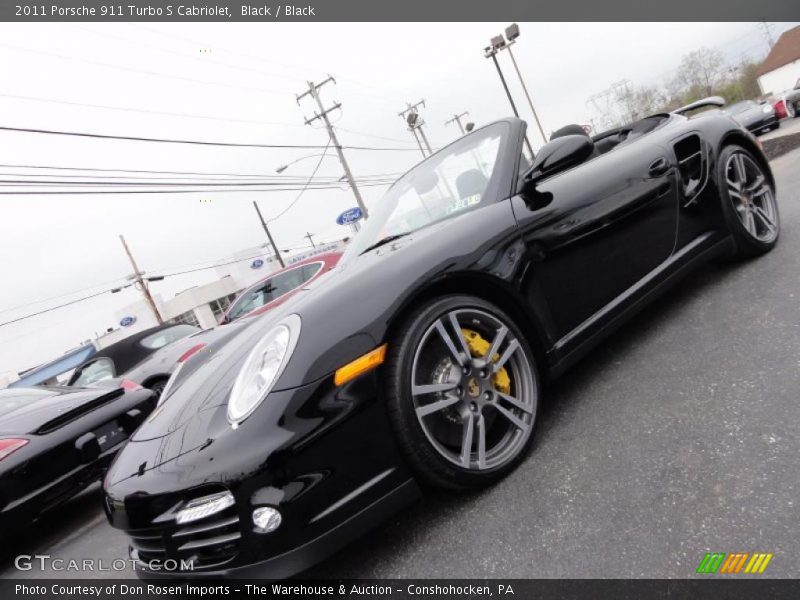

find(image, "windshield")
[226,262,323,322]
[344,122,508,257]
[725,101,756,115]
[140,324,200,349]
[70,357,115,386]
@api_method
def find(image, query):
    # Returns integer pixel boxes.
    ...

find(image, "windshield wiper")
[360,232,411,254]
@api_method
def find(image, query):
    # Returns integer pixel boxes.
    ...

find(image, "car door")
[511,138,679,352]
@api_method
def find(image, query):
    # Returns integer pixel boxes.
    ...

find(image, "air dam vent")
[673,134,707,204]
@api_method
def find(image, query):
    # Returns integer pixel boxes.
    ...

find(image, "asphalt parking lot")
[3,147,799,580]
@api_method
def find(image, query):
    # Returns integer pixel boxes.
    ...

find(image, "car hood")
[728,106,769,125]
[122,327,230,383]
[0,386,125,435]
[127,202,522,446]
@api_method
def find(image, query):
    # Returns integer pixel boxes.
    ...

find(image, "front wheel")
[718,144,780,258]
[385,295,540,490]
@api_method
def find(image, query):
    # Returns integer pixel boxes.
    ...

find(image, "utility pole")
[297,76,368,219]
[252,201,286,268]
[119,234,163,325]
[304,232,316,248]
[400,100,433,157]
[760,21,776,50]
[445,111,470,134]
[504,41,547,145]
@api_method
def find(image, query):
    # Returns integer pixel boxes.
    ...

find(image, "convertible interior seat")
[456,169,489,200]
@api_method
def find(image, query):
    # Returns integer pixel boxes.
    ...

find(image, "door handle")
[648,157,671,177]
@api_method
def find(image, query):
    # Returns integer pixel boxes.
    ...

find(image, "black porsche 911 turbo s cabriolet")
[103,103,779,578]
[0,385,155,534]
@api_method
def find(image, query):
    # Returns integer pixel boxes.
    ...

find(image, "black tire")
[385,295,540,490]
[718,144,780,259]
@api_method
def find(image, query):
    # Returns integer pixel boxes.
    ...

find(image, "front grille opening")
[127,502,241,570]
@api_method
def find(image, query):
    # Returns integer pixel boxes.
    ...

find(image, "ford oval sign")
[336,207,363,225]
[120,315,136,327]
[250,258,265,269]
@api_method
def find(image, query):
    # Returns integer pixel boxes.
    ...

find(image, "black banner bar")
[5,580,800,600]
[2,0,799,22]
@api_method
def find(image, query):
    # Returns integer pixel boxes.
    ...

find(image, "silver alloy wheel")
[725,151,778,243]
[410,308,536,471]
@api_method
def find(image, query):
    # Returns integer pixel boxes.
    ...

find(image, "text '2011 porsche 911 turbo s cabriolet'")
[103,102,779,579]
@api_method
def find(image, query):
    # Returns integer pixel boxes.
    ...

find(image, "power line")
[0,162,403,181]
[0,41,291,96]
[0,288,117,328]
[267,138,332,223]
[0,182,393,195]
[0,93,418,146]
[0,125,424,151]
[0,178,395,188]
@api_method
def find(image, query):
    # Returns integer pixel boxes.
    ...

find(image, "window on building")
[209,293,237,319]
[170,311,200,328]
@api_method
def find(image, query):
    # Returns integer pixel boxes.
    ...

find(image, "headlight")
[762,105,773,114]
[227,314,301,424]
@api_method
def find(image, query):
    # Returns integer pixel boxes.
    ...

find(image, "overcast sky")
[0,21,796,376]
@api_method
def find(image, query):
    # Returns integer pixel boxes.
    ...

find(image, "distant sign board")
[250,258,265,269]
[119,315,137,327]
[336,207,363,225]
[285,241,346,265]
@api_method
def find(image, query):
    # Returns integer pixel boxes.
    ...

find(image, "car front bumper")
[103,373,420,579]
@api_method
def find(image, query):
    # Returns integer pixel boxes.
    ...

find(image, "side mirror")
[524,135,595,184]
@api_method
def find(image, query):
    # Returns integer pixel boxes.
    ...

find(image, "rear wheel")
[719,144,779,258]
[385,295,539,490]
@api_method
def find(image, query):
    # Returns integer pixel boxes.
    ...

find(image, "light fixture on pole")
[275,153,331,174]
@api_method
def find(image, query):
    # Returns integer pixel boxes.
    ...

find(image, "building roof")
[757,26,800,78]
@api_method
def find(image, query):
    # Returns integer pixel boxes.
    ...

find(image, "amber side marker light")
[334,344,388,386]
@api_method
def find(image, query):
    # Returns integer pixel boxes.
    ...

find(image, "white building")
[757,26,800,96]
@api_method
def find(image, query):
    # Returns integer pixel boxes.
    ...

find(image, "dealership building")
[757,25,800,95]
[0,240,347,389]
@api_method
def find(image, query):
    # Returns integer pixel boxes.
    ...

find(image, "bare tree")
[673,47,725,98]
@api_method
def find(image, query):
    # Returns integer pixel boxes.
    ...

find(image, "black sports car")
[0,385,154,534]
[68,323,201,396]
[722,100,779,135]
[104,105,779,578]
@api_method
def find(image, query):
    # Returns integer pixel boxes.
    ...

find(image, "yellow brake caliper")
[461,329,511,395]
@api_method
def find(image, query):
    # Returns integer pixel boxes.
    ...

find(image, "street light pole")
[504,41,547,145]
[485,46,534,158]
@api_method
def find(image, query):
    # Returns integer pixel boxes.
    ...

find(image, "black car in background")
[68,323,201,395]
[113,322,248,401]
[0,385,154,534]
[104,108,779,578]
[722,100,779,135]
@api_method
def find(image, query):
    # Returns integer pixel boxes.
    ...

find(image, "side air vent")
[673,134,707,205]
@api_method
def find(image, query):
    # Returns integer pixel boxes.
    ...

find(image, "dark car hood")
[0,386,124,435]
[127,202,523,447]
[727,106,769,126]
[122,327,230,384]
